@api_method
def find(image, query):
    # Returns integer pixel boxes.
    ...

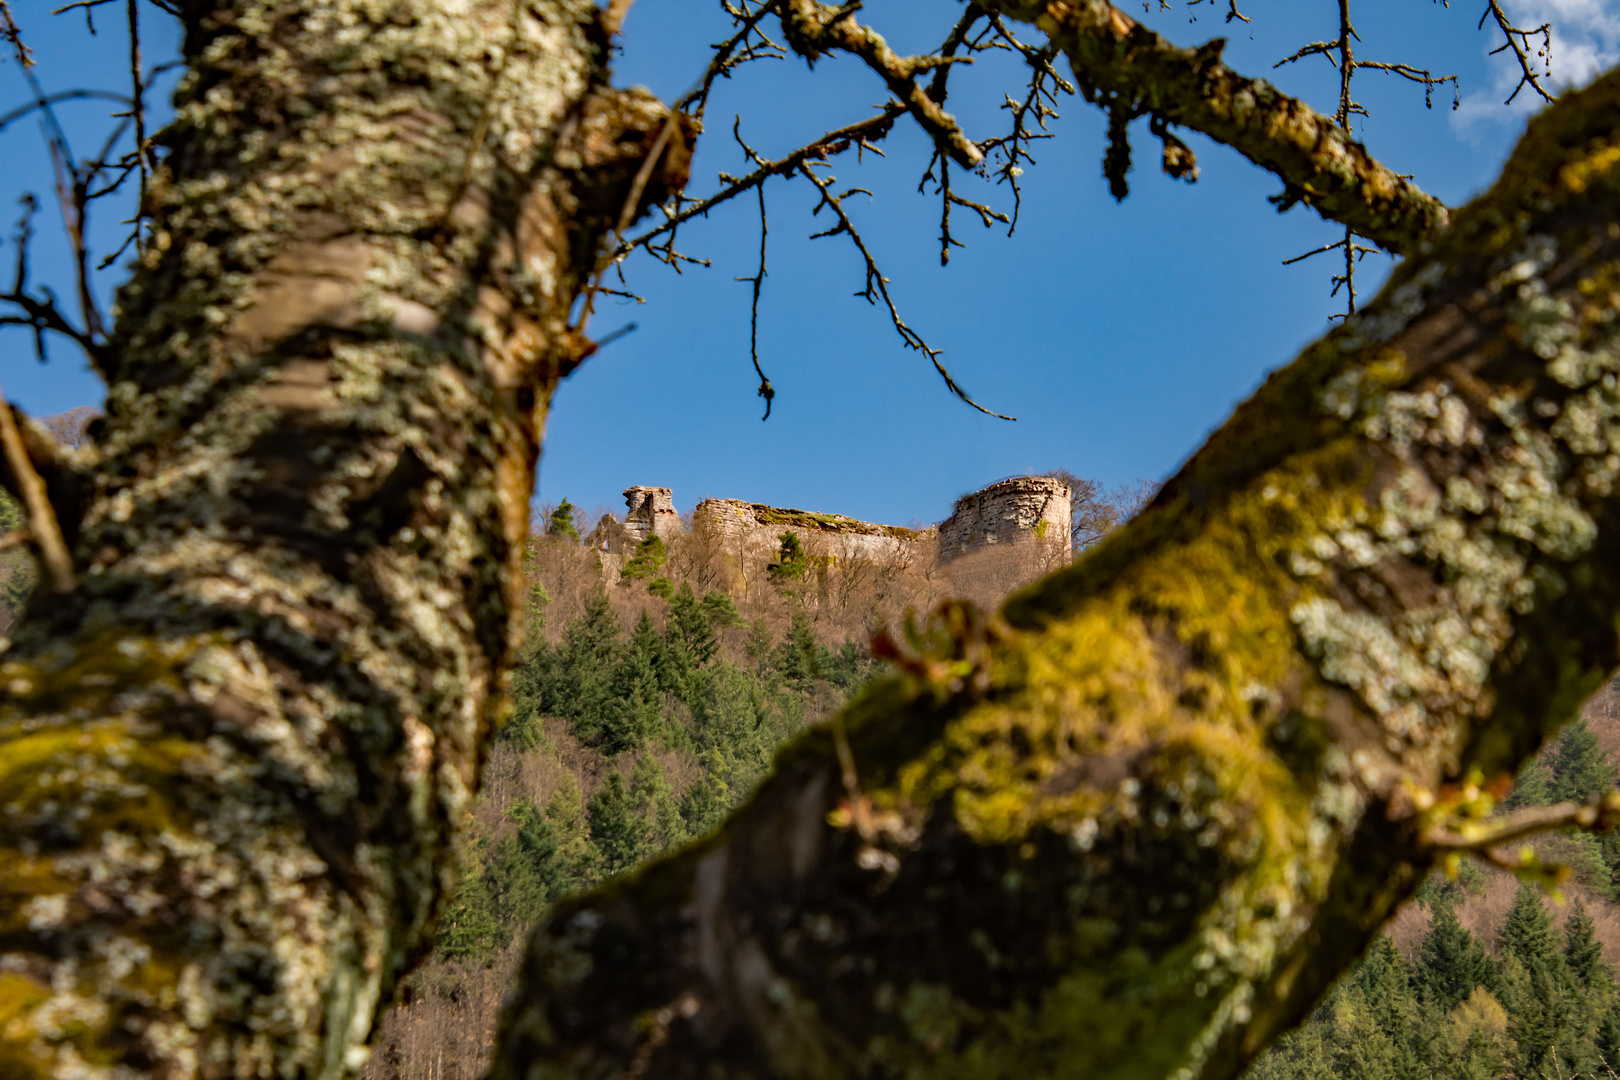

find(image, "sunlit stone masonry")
[587,476,1072,569]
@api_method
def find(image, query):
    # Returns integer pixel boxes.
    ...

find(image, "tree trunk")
[489,71,1620,1080]
[0,2,684,1077]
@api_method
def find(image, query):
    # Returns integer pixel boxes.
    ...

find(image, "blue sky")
[3,1,1616,528]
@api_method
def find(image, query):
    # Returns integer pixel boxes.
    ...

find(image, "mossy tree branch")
[491,70,1620,1080]
[979,0,1452,254]
[0,1,687,1077]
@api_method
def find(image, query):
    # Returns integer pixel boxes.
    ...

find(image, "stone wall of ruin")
[586,476,1072,583]
[691,499,928,568]
[936,476,1072,564]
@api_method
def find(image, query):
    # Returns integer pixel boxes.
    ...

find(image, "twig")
[778,0,983,167]
[0,0,31,66]
[675,1,783,121]
[622,106,905,260]
[736,185,774,420]
[794,159,1013,420]
[126,0,146,255]
[576,109,681,334]
[0,384,75,592]
[1480,0,1553,105]
[1423,792,1620,855]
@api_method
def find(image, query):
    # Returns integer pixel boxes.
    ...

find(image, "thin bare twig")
[735,185,774,419]
[0,384,75,592]
[1273,0,1445,316]
[621,105,904,261]
[794,158,1013,420]
[778,0,983,167]
[1480,0,1553,104]
[126,0,146,255]
[675,1,784,122]
[0,0,30,66]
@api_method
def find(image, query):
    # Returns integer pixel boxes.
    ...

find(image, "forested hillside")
[356,500,1028,1079]
[10,474,1620,1080]
[342,495,1620,1080]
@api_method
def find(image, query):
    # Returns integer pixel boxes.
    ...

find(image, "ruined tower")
[936,476,1072,564]
[621,486,682,547]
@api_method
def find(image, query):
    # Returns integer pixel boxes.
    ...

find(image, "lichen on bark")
[489,70,1620,1080]
[0,2,685,1077]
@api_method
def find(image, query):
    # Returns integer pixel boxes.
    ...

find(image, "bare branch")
[794,159,1013,420]
[0,385,75,592]
[1481,0,1554,104]
[777,0,984,167]
[979,0,1452,254]
[675,2,784,121]
[0,0,30,66]
[622,105,904,259]
[735,184,775,419]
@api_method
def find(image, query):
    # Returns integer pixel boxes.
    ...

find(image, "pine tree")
[546,591,622,746]
[437,843,499,959]
[485,801,557,935]
[597,610,665,754]
[1416,899,1494,1009]
[1498,888,1581,1079]
[588,772,648,878]
[631,753,687,855]
[546,499,580,542]
[1551,718,1616,802]
[701,590,745,631]
[668,583,719,666]
[545,774,599,889]
[621,534,668,583]
[773,606,828,691]
[1500,883,1558,969]
[766,532,809,583]
[680,749,732,838]
[1507,754,1556,809]
[1564,897,1607,989]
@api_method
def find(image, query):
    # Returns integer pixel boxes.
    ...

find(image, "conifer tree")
[546,590,623,746]
[599,611,666,754]
[1565,897,1607,990]
[1506,755,1556,809]
[631,753,687,855]
[773,606,827,691]
[486,802,558,935]
[668,584,719,667]
[588,772,648,878]
[1416,899,1494,1010]
[765,532,810,583]
[1500,883,1558,969]
[621,534,668,583]
[546,499,581,542]
[436,844,499,960]
[700,590,745,631]
[1552,718,1617,803]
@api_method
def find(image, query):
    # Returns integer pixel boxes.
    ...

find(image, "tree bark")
[490,70,1620,1080]
[0,2,685,1077]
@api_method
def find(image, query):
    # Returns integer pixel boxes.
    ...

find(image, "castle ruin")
[936,476,1072,563]
[589,476,1071,571]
